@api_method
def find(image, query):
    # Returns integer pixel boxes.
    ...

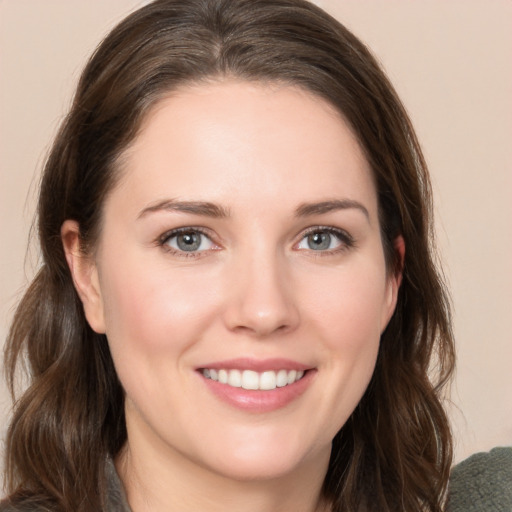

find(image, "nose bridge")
[223,243,299,337]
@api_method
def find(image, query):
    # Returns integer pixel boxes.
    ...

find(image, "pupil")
[177,232,200,251]
[308,232,330,250]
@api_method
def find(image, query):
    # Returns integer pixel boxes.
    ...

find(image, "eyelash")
[157,227,218,258]
[298,226,355,256]
[156,225,355,258]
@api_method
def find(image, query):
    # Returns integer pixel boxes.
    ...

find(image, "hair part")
[3,1,454,511]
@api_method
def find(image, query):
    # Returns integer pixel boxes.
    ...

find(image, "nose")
[222,252,300,338]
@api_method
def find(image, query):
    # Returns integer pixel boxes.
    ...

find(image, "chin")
[196,433,330,483]
[207,457,305,482]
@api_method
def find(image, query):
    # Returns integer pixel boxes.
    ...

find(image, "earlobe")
[393,235,405,290]
[61,220,106,334]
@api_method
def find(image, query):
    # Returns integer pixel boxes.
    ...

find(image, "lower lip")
[199,370,316,413]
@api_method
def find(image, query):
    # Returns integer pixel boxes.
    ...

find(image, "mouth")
[196,358,314,412]
[200,368,306,391]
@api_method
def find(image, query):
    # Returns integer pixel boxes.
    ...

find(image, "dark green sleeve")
[448,446,512,511]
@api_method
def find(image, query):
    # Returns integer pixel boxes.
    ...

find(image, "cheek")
[98,256,221,360]
[284,261,388,443]
[304,261,389,349]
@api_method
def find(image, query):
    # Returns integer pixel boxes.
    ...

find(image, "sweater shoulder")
[448,446,512,511]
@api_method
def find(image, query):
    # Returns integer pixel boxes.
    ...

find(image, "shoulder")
[448,446,512,511]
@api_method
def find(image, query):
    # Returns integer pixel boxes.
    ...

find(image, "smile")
[201,368,305,391]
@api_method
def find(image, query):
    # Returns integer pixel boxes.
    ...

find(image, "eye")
[161,229,215,253]
[296,228,353,252]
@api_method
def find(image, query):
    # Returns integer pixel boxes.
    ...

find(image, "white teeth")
[202,368,306,390]
[287,369,297,385]
[218,369,228,384]
[241,370,259,390]
[227,369,242,388]
[276,369,288,387]
[259,371,277,390]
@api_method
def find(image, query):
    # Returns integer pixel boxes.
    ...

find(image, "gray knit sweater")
[447,446,512,511]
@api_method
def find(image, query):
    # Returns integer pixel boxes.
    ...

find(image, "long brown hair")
[2,1,454,510]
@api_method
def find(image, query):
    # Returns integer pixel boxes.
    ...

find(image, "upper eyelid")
[158,226,215,243]
[299,225,354,240]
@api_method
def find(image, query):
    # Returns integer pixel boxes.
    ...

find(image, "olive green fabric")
[448,446,512,511]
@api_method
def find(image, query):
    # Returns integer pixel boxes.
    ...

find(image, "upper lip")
[197,358,312,372]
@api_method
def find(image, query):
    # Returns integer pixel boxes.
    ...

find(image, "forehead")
[111,80,376,217]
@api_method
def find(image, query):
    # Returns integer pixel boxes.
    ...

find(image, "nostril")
[230,320,294,338]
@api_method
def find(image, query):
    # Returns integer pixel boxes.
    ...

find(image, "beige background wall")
[1,0,511,472]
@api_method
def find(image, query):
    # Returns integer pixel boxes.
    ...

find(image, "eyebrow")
[294,199,370,220]
[138,199,230,219]
[138,198,369,221]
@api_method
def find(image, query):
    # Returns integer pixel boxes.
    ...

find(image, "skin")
[63,80,402,512]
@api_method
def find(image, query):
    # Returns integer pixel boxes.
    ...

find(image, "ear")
[381,235,405,331]
[61,220,106,334]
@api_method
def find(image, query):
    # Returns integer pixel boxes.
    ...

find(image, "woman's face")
[76,81,400,481]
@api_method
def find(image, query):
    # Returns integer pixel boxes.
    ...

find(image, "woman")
[1,0,455,511]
